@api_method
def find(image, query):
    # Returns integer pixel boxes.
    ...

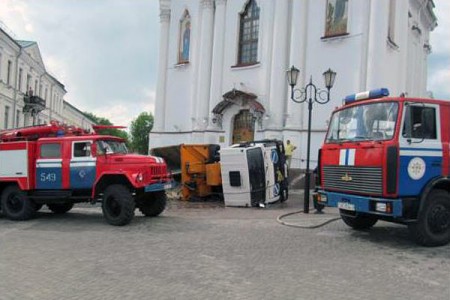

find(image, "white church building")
[150,0,437,169]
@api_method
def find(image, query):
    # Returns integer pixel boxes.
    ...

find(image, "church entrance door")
[232,110,255,144]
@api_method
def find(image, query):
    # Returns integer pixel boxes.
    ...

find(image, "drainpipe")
[12,47,23,128]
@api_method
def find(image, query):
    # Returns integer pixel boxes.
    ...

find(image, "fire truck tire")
[102,184,135,226]
[408,189,450,247]
[47,203,74,214]
[138,191,167,217]
[1,185,36,220]
[340,213,378,230]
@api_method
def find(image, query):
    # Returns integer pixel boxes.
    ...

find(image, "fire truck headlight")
[136,173,144,183]
[375,202,392,214]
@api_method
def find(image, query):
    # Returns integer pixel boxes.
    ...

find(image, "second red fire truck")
[0,121,173,226]
[315,88,450,246]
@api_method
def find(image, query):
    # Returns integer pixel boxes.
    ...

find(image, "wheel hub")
[428,205,450,234]
[7,194,23,213]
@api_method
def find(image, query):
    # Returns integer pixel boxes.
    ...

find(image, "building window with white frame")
[7,60,12,85]
[18,68,23,91]
[324,0,349,37]
[0,52,2,79]
[178,10,191,64]
[4,105,10,129]
[237,0,260,65]
[16,109,20,128]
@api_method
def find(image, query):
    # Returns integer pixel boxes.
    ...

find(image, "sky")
[0,0,449,128]
[0,0,160,128]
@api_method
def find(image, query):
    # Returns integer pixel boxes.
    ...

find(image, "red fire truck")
[315,88,450,246]
[0,121,173,226]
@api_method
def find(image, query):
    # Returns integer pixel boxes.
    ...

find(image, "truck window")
[40,143,61,158]
[96,140,128,155]
[326,102,398,143]
[402,106,437,140]
[73,141,92,158]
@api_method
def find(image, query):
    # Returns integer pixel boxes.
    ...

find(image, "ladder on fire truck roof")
[0,121,89,142]
[0,121,127,142]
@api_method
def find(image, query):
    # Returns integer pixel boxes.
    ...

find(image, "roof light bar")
[344,88,389,104]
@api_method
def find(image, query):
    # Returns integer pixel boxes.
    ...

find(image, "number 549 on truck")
[0,122,173,226]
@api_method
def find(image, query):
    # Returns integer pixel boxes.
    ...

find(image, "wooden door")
[232,110,255,144]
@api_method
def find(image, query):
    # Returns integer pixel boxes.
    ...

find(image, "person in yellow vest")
[285,139,297,169]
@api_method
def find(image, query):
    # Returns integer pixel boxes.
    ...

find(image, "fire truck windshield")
[96,140,128,155]
[326,101,398,143]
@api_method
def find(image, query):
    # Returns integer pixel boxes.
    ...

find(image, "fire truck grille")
[322,166,383,195]
[149,165,167,178]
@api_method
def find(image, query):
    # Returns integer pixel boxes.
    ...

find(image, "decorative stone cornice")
[201,0,214,9]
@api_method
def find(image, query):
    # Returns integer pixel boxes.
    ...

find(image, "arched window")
[238,0,260,65]
[178,10,191,64]
[324,0,348,37]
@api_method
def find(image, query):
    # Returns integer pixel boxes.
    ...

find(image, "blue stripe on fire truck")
[398,147,442,196]
[339,149,355,166]
[70,159,96,189]
[36,159,62,189]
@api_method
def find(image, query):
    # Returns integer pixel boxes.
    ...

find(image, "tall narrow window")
[7,60,12,85]
[18,68,23,91]
[388,0,396,44]
[324,0,349,37]
[178,10,191,64]
[34,80,38,95]
[0,53,3,79]
[4,106,10,129]
[238,0,260,65]
[16,109,20,127]
[26,74,31,92]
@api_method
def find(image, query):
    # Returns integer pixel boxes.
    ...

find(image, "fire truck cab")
[315,89,450,246]
[0,122,173,226]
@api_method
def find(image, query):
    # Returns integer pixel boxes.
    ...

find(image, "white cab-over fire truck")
[0,122,173,225]
[315,89,450,246]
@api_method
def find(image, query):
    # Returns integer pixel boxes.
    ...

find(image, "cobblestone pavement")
[0,191,449,300]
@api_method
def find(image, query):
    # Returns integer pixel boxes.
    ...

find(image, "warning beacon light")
[344,88,389,104]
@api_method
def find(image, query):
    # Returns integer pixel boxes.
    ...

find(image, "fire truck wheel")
[47,203,74,214]
[1,185,36,221]
[138,191,167,217]
[340,213,378,230]
[408,189,450,247]
[102,184,135,226]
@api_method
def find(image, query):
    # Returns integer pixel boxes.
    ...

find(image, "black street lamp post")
[286,65,336,213]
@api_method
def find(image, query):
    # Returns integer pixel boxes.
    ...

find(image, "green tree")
[83,112,129,143]
[129,112,154,154]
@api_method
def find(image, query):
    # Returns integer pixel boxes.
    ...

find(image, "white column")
[268,0,290,129]
[207,0,227,130]
[397,0,409,95]
[285,0,308,129]
[153,7,171,132]
[195,0,215,130]
[366,0,388,89]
